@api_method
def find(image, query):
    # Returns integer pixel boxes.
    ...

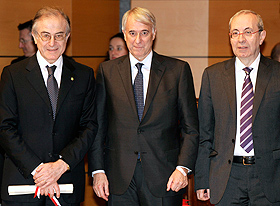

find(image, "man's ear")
[32,32,38,44]
[122,30,126,41]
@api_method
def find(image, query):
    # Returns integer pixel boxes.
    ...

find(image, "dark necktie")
[134,63,144,121]
[46,65,58,120]
[240,67,254,153]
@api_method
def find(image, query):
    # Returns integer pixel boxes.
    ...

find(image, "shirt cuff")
[92,170,105,177]
[31,163,43,176]
[176,166,191,176]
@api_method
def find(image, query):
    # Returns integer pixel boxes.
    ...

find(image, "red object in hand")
[182,199,190,205]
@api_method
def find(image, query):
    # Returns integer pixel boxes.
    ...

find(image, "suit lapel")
[252,55,272,123]
[56,57,75,115]
[26,56,51,109]
[143,52,166,120]
[222,58,237,119]
[117,53,166,122]
[117,56,139,118]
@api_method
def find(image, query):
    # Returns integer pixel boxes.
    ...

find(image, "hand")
[93,173,109,201]
[166,168,188,192]
[39,182,61,199]
[196,189,210,201]
[33,159,68,189]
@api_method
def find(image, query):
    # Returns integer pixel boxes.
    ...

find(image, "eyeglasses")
[229,29,262,39]
[36,32,67,41]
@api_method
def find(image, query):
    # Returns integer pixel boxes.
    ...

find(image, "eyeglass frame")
[35,31,68,42]
[229,29,263,39]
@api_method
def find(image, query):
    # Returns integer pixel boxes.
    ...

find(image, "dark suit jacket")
[11,55,27,64]
[0,55,97,203]
[88,52,199,197]
[195,55,280,204]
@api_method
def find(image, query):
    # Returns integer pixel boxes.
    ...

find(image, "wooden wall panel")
[73,57,106,74]
[72,0,119,56]
[71,0,119,71]
[209,1,280,57]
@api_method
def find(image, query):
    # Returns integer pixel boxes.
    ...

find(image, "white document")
[8,184,73,195]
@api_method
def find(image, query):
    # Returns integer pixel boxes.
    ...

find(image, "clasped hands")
[93,167,189,201]
[33,159,69,199]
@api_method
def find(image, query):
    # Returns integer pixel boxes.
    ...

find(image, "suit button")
[232,139,235,143]
[228,160,231,164]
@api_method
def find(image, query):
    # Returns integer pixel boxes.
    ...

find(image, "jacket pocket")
[273,149,280,160]
[209,149,218,158]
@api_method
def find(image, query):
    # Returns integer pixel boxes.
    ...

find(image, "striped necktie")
[240,67,254,153]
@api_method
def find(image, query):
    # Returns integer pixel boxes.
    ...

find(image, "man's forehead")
[36,16,67,30]
[20,29,30,35]
[127,21,152,31]
[231,14,257,30]
[38,15,65,24]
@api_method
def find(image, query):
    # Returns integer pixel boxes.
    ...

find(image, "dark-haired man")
[11,20,37,64]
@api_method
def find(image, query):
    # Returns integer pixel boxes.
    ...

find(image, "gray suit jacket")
[88,52,199,197]
[195,55,280,204]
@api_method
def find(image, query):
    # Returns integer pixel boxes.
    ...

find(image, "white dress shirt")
[234,53,260,156]
[36,50,63,88]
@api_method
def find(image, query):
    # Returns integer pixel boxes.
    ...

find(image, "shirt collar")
[36,50,63,70]
[129,51,153,70]
[236,53,261,72]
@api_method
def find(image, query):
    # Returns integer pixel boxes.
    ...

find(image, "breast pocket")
[65,92,85,102]
[265,91,280,100]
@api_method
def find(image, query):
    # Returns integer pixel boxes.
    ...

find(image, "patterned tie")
[240,67,254,153]
[46,65,58,120]
[134,63,144,121]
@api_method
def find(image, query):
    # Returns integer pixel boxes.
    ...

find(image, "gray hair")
[122,7,156,33]
[32,6,71,35]
[229,10,264,32]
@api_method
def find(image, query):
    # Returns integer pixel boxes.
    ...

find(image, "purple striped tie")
[240,67,254,153]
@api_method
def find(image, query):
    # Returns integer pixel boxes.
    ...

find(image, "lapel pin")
[71,77,74,81]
